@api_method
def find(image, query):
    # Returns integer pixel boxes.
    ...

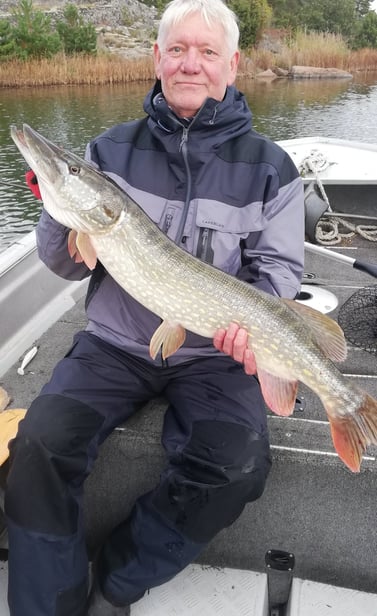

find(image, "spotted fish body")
[11,123,377,472]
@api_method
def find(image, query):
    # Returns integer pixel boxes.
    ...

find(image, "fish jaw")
[10,124,125,235]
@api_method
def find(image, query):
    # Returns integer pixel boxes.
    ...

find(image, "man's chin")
[170,93,207,118]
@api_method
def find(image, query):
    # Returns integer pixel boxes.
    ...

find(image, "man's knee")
[153,420,271,543]
[15,394,103,455]
[5,394,103,533]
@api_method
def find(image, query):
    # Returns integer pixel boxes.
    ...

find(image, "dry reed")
[244,31,377,75]
[0,52,155,87]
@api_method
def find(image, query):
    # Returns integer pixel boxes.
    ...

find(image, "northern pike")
[11,123,377,473]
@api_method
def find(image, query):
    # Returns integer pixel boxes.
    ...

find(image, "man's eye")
[170,46,182,54]
[204,49,215,56]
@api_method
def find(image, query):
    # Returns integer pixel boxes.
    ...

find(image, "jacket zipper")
[175,125,192,246]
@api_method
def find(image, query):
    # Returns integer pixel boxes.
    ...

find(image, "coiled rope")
[299,149,377,245]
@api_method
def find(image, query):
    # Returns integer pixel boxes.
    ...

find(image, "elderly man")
[5,0,304,614]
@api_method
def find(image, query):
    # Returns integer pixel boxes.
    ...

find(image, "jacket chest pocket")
[195,199,266,274]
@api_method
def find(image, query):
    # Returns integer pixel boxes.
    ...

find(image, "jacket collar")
[143,80,253,141]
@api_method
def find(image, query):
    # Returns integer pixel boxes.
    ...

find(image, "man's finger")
[221,322,240,355]
[244,348,257,375]
[232,327,248,363]
[213,327,226,351]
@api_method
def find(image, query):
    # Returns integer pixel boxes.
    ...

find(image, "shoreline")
[1,47,377,89]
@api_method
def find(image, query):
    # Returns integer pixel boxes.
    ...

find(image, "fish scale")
[10,123,377,473]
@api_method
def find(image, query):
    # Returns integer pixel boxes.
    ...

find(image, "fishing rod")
[305,241,377,280]
[322,211,377,222]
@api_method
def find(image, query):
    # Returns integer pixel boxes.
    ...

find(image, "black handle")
[265,549,295,616]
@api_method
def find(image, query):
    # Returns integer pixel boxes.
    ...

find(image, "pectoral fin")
[68,230,97,270]
[150,321,186,360]
[257,368,298,416]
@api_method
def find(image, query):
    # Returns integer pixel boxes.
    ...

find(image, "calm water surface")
[1,72,377,252]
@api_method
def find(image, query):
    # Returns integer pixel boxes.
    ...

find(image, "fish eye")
[69,165,81,175]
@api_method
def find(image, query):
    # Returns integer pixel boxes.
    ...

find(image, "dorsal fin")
[282,298,347,362]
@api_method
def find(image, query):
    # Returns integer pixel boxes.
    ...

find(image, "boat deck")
[1,184,377,613]
[277,136,377,184]
[1,560,376,615]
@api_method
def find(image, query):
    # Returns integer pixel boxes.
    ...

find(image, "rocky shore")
[1,0,159,58]
[254,66,352,79]
[1,0,353,77]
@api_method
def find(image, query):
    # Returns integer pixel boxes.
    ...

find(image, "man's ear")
[228,50,240,86]
[153,43,162,80]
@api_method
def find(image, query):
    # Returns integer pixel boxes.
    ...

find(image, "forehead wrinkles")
[163,18,225,51]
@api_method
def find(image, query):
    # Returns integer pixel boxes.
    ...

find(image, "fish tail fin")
[328,392,377,473]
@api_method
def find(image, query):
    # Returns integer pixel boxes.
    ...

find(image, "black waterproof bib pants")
[5,331,271,615]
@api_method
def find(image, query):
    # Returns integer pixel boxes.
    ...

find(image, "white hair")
[157,0,240,55]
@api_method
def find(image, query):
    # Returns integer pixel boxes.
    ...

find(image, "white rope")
[298,149,331,207]
[299,149,377,245]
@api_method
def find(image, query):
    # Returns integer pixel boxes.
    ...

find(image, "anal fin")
[257,368,298,416]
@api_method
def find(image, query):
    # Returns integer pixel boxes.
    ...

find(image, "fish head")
[10,124,125,235]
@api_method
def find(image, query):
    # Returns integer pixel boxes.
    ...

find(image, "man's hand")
[213,322,257,375]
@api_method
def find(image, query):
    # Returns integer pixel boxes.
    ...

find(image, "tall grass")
[241,30,377,74]
[0,52,155,87]
[1,32,377,87]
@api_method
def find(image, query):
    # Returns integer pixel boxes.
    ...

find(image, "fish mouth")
[11,124,68,187]
[10,124,105,214]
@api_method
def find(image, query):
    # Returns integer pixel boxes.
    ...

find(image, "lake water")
[1,71,377,253]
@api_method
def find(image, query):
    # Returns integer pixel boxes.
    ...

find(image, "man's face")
[154,12,239,118]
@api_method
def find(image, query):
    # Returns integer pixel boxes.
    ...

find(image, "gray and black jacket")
[36,82,305,364]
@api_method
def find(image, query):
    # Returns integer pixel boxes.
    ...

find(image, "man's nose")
[181,48,201,72]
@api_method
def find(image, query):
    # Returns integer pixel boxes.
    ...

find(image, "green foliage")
[300,0,357,37]
[55,4,97,55]
[267,0,301,29]
[269,0,373,38]
[0,0,97,60]
[355,0,372,18]
[229,0,272,48]
[141,0,168,14]
[352,10,377,47]
[0,19,17,59]
[11,0,62,59]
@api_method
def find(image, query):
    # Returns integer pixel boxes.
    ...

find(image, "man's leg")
[92,355,271,607]
[5,332,162,616]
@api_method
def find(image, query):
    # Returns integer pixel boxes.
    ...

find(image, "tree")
[11,0,61,59]
[267,0,302,29]
[55,4,97,55]
[355,0,372,18]
[0,19,17,59]
[268,0,368,37]
[298,0,356,37]
[353,10,377,47]
[229,0,272,48]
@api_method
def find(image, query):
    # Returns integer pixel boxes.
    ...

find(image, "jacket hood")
[143,80,253,145]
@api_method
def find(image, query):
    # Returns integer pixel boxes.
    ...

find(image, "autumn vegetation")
[0,0,377,87]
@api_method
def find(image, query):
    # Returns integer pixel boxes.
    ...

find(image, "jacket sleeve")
[238,175,305,299]
[36,206,91,281]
